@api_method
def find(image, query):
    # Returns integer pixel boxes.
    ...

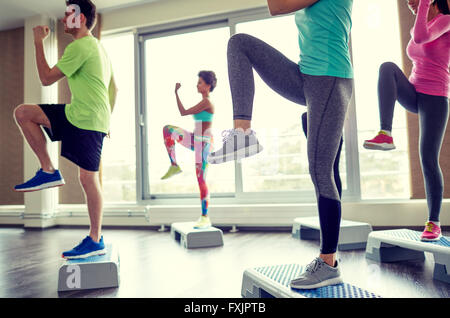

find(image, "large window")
[138,13,349,203]
[101,33,136,203]
[132,2,408,204]
[143,25,235,199]
[352,0,410,199]
[235,16,347,195]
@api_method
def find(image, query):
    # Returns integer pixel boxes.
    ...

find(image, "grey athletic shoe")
[290,257,343,289]
[208,128,263,164]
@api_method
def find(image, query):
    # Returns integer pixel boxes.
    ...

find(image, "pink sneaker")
[363,131,396,151]
[421,221,442,242]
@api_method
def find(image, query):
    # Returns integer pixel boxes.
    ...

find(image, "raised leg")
[14,104,55,172]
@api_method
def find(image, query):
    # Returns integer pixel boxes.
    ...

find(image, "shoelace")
[425,222,435,233]
[221,129,254,143]
[305,258,323,274]
[221,129,236,143]
[22,170,43,185]
[30,169,43,179]
[73,237,90,251]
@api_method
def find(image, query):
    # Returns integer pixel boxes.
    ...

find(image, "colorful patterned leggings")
[163,125,213,216]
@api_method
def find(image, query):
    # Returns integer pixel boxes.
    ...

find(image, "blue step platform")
[242,264,381,298]
[365,229,450,284]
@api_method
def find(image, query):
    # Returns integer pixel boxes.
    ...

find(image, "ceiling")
[0,0,162,31]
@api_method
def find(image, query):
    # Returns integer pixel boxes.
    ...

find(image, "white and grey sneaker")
[290,257,343,290]
[208,128,263,164]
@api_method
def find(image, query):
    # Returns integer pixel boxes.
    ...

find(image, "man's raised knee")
[13,104,28,123]
[13,104,45,126]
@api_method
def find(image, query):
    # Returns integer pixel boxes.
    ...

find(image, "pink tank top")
[406,0,450,98]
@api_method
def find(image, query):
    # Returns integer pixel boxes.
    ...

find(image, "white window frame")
[134,8,362,206]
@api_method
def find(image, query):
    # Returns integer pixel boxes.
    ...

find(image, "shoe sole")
[161,169,182,180]
[194,224,212,229]
[62,248,107,260]
[15,180,66,192]
[208,144,263,164]
[290,276,343,290]
[421,235,442,242]
[363,142,395,151]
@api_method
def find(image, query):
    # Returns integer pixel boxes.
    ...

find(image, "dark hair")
[198,71,217,92]
[66,0,97,30]
[433,0,450,14]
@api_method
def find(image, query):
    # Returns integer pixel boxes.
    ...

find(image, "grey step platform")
[292,217,373,250]
[58,244,120,292]
[366,229,450,283]
[170,222,224,249]
[242,264,381,298]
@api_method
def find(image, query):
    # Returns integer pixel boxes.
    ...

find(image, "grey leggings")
[378,62,449,222]
[228,33,353,253]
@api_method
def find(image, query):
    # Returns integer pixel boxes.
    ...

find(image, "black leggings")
[378,62,449,222]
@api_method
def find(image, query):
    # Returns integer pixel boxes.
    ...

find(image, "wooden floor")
[0,226,448,298]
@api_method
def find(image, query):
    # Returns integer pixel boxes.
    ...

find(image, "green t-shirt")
[295,0,353,78]
[56,36,113,133]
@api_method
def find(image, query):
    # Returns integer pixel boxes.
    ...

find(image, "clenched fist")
[175,83,181,92]
[33,25,50,43]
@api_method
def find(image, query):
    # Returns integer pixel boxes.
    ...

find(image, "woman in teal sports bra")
[162,71,217,229]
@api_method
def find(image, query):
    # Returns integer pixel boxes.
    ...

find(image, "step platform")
[170,222,224,249]
[292,217,373,250]
[365,229,450,284]
[241,264,381,298]
[58,244,120,292]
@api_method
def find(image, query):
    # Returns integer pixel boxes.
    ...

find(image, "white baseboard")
[0,200,448,228]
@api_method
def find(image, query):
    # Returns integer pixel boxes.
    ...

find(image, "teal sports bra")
[193,110,214,122]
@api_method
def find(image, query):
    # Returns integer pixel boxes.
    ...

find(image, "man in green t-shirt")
[13,0,117,259]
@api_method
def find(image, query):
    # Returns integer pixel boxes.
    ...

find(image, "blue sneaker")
[62,236,106,259]
[14,169,65,192]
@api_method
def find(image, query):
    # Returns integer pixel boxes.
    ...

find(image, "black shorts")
[39,104,106,172]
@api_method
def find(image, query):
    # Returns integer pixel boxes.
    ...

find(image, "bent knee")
[14,104,46,125]
[14,104,29,122]
[163,125,178,134]
[379,62,398,75]
[228,33,252,52]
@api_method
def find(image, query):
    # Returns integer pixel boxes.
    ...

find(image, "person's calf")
[79,170,103,243]
[14,105,55,173]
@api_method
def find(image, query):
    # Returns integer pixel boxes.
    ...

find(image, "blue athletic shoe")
[14,169,65,192]
[62,236,106,259]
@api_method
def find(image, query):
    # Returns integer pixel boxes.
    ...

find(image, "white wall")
[23,15,59,228]
[102,0,267,33]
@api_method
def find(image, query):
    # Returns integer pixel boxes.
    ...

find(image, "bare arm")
[109,76,118,113]
[33,26,65,86]
[106,76,118,139]
[175,83,211,116]
[267,0,319,16]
